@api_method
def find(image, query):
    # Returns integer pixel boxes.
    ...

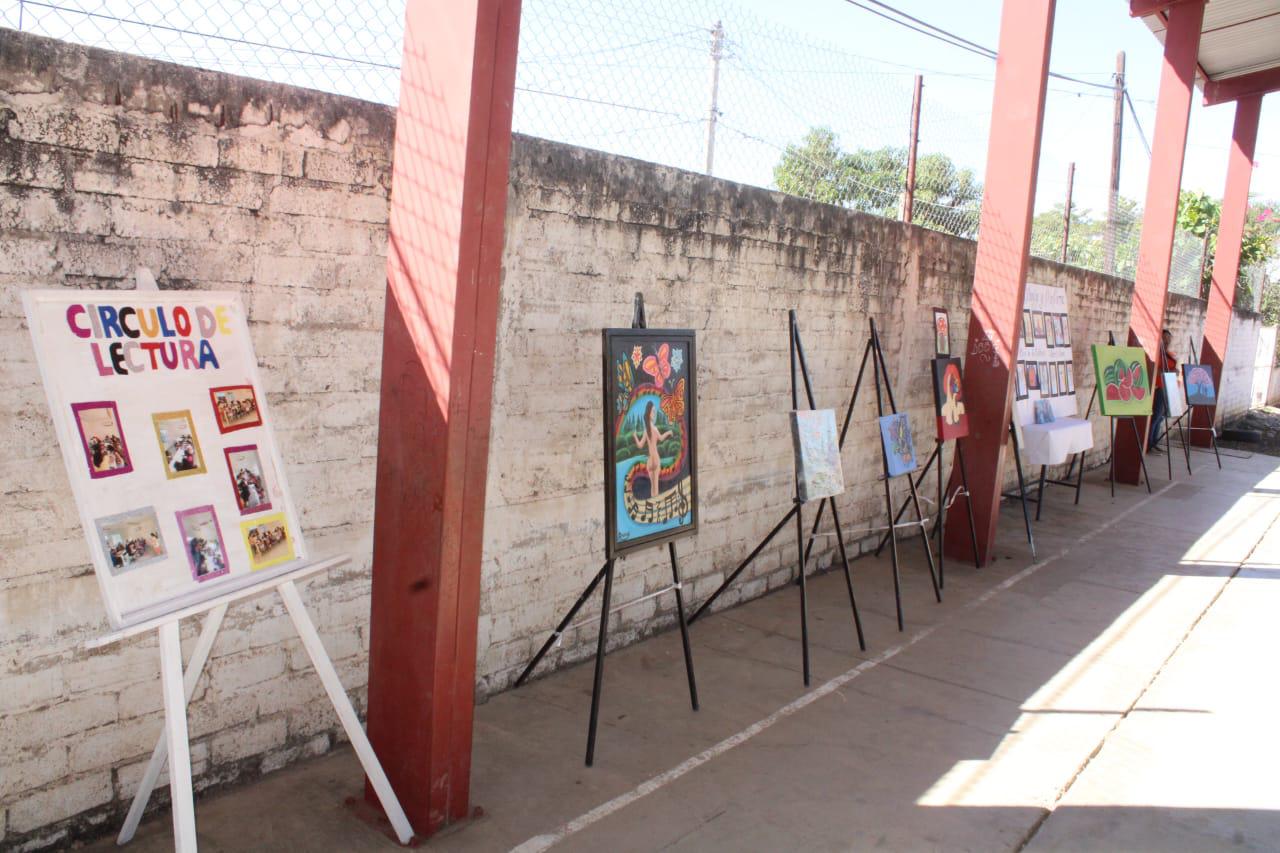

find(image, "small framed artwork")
[1022,310,1034,347]
[209,384,263,433]
[224,444,272,515]
[1057,362,1069,396]
[1014,362,1028,400]
[1026,361,1040,391]
[933,308,951,357]
[1033,311,1046,340]
[241,512,295,571]
[1058,315,1072,347]
[878,413,918,478]
[152,410,206,479]
[931,357,969,441]
[71,401,133,479]
[175,505,230,582]
[1183,364,1217,406]
[1047,362,1059,396]
[1066,363,1076,393]
[95,506,166,575]
[790,409,844,503]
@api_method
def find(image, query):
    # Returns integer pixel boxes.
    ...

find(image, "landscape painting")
[790,409,844,503]
[930,356,969,441]
[878,413,918,479]
[1091,344,1153,417]
[604,329,697,556]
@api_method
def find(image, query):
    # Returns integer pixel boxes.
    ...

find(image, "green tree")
[773,127,983,238]
[1177,191,1279,304]
[1029,197,1141,279]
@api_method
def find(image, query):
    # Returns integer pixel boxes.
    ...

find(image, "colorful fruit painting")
[1090,344,1153,417]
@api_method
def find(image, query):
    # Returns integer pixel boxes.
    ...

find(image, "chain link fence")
[0,0,1225,296]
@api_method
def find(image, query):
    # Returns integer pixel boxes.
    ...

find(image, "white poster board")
[1013,282,1079,426]
[23,290,307,629]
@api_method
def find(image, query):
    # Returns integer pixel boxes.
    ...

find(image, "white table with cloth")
[1019,417,1093,466]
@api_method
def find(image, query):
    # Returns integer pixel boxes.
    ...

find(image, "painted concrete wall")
[0,29,1265,850]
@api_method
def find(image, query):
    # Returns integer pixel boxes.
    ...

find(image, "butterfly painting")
[603,329,698,557]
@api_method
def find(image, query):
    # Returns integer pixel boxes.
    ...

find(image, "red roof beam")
[1204,66,1280,105]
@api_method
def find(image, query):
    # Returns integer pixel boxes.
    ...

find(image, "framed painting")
[790,409,844,503]
[603,328,697,557]
[1066,362,1075,393]
[1022,310,1034,347]
[878,413,917,478]
[1046,314,1058,348]
[1183,364,1216,406]
[1014,362,1028,400]
[1044,363,1057,397]
[1033,311,1046,340]
[1058,314,1072,347]
[1057,362,1068,397]
[1164,372,1188,418]
[932,308,950,357]
[931,357,969,441]
[1091,344,1153,416]
[1026,361,1040,391]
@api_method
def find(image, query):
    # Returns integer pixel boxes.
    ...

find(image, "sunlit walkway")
[101,450,1280,852]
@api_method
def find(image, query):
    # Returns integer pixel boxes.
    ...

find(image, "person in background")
[1148,328,1176,453]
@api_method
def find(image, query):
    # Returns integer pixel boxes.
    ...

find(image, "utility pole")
[1061,161,1075,264]
[1104,51,1125,274]
[704,21,724,176]
[902,74,923,224]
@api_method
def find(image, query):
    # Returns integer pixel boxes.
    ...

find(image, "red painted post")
[943,0,1056,566]
[364,0,522,836]
[1191,94,1262,445]
[1113,0,1203,484]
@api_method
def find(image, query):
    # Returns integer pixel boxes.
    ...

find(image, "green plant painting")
[1090,344,1153,417]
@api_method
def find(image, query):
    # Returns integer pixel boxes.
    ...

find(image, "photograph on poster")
[1022,311,1034,346]
[1026,362,1040,390]
[71,401,133,478]
[152,410,205,478]
[790,409,844,503]
[878,413,918,478]
[603,329,697,556]
[931,357,969,440]
[95,507,166,574]
[176,505,230,582]
[933,308,950,357]
[242,512,295,570]
[210,384,262,433]
[225,445,272,514]
[1015,362,1028,400]
[1183,364,1217,406]
[1033,312,1046,340]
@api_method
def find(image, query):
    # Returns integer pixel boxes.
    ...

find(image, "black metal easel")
[513,293,698,767]
[1181,333,1224,470]
[692,317,939,658]
[1100,329,1154,497]
[688,310,866,686]
[1000,422,1038,558]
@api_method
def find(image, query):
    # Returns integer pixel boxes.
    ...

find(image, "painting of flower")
[878,413,917,478]
[1183,364,1216,406]
[1091,344,1153,417]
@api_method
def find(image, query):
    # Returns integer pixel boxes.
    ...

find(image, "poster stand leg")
[954,444,981,568]
[584,558,616,767]
[668,542,699,710]
[119,604,227,845]
[1006,422,1037,558]
[117,580,414,849]
[157,620,197,852]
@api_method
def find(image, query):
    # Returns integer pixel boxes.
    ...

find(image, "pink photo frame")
[174,504,231,583]
[71,400,134,479]
[223,444,273,516]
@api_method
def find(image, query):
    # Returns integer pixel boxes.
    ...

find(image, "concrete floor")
[92,448,1280,852]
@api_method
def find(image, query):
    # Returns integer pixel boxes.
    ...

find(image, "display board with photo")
[1014,282,1078,427]
[23,290,307,628]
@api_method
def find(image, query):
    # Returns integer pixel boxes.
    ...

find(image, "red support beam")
[1191,94,1263,445]
[1204,67,1280,106]
[364,0,522,836]
[943,0,1055,566]
[1113,0,1204,484]
[1129,0,1200,18]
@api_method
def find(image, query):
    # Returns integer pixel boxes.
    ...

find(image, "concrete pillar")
[1191,94,1262,445]
[943,0,1056,566]
[365,0,522,835]
[1113,0,1204,482]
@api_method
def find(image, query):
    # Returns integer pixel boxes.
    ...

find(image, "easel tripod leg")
[1035,465,1047,522]
[956,444,980,568]
[1129,417,1153,493]
[278,580,414,843]
[905,475,941,603]
[119,604,227,845]
[690,505,797,624]
[515,561,610,685]
[585,559,616,766]
[874,445,938,557]
[795,502,811,686]
[936,440,944,590]
[668,542,699,711]
[827,501,866,651]
[1009,423,1036,558]
[157,620,197,852]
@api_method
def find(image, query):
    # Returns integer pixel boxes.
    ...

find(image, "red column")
[944,0,1056,566]
[1113,0,1203,482]
[364,0,522,835]
[1191,94,1262,445]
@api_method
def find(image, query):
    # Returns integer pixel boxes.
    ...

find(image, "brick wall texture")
[0,30,1274,849]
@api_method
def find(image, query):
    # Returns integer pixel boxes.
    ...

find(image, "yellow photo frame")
[151,409,206,479]
[240,512,295,571]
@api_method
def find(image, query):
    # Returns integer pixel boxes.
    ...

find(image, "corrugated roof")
[1138,0,1280,90]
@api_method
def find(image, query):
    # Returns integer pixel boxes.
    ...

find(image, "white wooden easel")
[92,556,414,850]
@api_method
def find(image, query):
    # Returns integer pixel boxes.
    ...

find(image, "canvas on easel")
[22,288,413,851]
